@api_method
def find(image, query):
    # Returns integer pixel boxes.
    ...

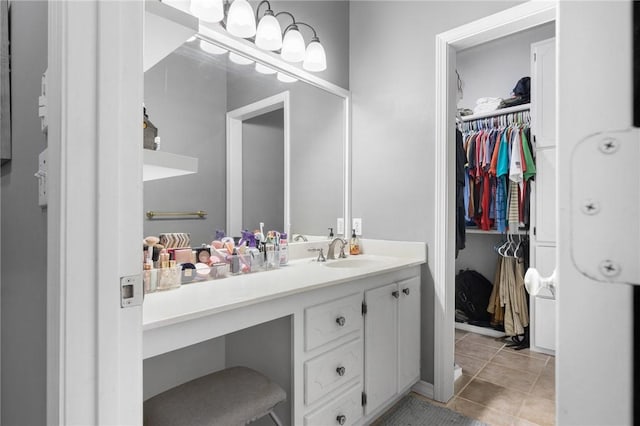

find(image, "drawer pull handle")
[402,288,410,295]
[392,290,400,299]
[336,366,346,376]
[337,414,347,425]
[336,316,346,327]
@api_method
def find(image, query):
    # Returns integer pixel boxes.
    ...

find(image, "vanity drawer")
[305,293,362,351]
[304,338,362,405]
[304,384,362,426]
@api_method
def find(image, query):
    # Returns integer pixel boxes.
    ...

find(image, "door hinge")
[362,301,367,315]
[533,134,537,143]
[534,52,537,61]
[362,392,367,406]
[533,226,537,237]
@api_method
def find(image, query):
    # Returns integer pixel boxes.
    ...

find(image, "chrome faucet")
[327,238,348,260]
[293,234,308,242]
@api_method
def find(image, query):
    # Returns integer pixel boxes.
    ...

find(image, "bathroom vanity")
[143,239,426,425]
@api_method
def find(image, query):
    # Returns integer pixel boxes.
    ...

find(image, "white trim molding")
[226,91,291,237]
[411,380,434,400]
[433,1,556,403]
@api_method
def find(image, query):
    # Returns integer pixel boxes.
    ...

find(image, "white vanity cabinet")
[364,276,421,416]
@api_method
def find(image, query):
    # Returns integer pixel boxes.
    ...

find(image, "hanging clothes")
[460,110,534,233]
[455,128,466,257]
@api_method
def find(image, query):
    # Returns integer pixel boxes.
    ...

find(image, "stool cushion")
[144,366,286,426]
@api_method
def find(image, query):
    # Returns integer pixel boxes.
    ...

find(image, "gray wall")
[243,109,285,232]
[0,1,48,424]
[349,0,523,384]
[456,22,555,110]
[143,46,228,246]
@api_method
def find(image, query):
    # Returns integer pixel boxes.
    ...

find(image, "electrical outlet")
[352,218,362,236]
[337,217,344,235]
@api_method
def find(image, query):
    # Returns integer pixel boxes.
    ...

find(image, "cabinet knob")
[402,288,410,296]
[392,290,400,299]
[336,366,346,376]
[336,414,347,425]
[336,316,346,326]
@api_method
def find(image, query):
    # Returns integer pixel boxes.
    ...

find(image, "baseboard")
[411,380,434,399]
[455,322,506,338]
[454,363,462,381]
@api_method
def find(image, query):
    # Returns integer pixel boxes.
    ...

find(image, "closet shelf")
[460,103,530,122]
[466,228,528,235]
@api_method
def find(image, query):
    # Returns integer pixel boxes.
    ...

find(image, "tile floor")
[445,329,556,426]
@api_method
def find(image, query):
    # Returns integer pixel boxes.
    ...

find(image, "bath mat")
[376,394,488,426]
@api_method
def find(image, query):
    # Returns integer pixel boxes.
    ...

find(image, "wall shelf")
[460,103,531,122]
[143,149,198,181]
[144,0,198,72]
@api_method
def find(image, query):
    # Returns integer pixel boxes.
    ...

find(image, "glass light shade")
[280,28,305,62]
[190,0,223,23]
[226,0,256,38]
[255,14,282,51]
[277,72,298,83]
[200,39,227,55]
[229,52,254,65]
[255,63,277,75]
[303,40,327,72]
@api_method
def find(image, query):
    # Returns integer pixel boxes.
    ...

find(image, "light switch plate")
[352,218,362,236]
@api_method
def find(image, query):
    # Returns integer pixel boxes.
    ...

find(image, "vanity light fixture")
[226,0,256,38]
[190,0,224,23]
[255,63,277,75]
[276,72,298,83]
[254,1,282,51]
[188,0,327,71]
[229,52,254,65]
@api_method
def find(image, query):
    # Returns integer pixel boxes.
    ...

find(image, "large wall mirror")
[143,17,349,244]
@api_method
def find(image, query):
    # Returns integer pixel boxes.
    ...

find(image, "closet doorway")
[432,2,556,404]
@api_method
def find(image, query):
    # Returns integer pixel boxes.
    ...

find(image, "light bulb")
[255,12,282,51]
[226,0,256,38]
[255,63,277,75]
[200,39,227,55]
[229,52,254,65]
[190,0,223,23]
[277,72,298,83]
[303,39,327,72]
[280,26,305,62]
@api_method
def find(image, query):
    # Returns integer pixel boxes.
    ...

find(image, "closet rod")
[461,103,530,122]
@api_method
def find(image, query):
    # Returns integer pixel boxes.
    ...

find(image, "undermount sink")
[324,258,377,269]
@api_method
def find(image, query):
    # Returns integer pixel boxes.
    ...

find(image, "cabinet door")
[531,245,556,352]
[531,38,556,149]
[534,147,556,243]
[364,283,397,415]
[397,277,421,392]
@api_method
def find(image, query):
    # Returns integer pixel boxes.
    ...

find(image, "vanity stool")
[144,366,286,426]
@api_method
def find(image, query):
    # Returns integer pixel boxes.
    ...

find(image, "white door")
[47,2,143,424]
[397,277,420,392]
[529,38,557,354]
[557,1,633,424]
[364,282,397,415]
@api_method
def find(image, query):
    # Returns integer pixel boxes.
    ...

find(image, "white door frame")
[47,1,143,424]
[433,1,556,402]
[226,91,290,237]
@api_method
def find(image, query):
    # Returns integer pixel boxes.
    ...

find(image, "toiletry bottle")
[349,229,361,255]
[328,227,334,239]
[279,232,288,265]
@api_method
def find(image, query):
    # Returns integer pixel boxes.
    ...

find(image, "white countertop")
[143,240,427,331]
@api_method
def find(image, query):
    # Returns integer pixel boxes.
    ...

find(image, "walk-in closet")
[451,22,557,424]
